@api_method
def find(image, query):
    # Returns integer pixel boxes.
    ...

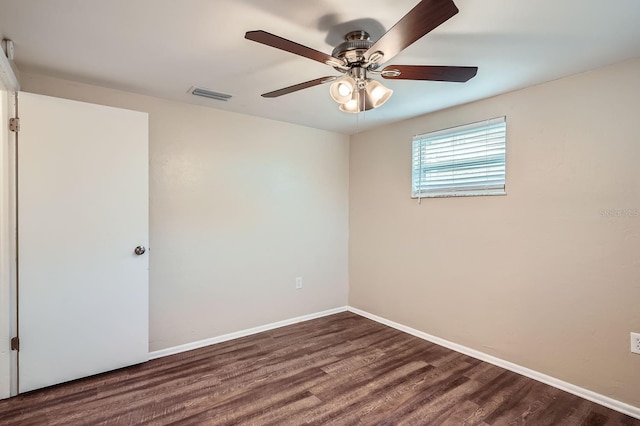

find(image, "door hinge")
[9,117,20,132]
[10,337,19,351]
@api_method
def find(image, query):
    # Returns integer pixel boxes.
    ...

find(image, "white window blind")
[411,117,506,198]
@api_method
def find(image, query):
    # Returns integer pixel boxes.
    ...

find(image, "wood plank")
[0,312,637,425]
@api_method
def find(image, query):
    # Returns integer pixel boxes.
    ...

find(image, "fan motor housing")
[332,30,374,64]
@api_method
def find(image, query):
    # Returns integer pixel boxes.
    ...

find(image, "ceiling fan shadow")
[239,0,336,34]
[322,17,387,47]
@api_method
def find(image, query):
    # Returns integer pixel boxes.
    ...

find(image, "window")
[411,117,506,198]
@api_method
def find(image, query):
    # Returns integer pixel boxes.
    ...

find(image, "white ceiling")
[1,0,639,134]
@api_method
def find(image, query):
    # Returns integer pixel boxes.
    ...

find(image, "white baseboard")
[148,306,348,360]
[347,306,640,420]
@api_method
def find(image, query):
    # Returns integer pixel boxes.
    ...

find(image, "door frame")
[0,44,20,399]
[0,90,18,399]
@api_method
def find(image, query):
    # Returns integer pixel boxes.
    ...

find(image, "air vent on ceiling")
[190,86,232,101]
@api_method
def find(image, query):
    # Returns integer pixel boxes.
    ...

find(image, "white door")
[17,92,148,393]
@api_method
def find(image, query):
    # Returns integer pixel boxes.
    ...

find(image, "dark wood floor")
[0,312,638,425]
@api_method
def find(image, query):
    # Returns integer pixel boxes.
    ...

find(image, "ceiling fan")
[244,0,477,114]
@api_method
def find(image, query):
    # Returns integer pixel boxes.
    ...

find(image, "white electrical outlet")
[295,277,303,289]
[631,332,640,354]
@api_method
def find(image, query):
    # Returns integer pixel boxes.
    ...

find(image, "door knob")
[134,246,146,255]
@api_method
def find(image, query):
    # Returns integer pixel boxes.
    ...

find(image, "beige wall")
[349,58,640,407]
[21,73,349,352]
[17,58,640,408]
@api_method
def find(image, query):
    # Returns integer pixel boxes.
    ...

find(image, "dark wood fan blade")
[261,76,337,98]
[246,30,344,66]
[365,0,459,65]
[381,65,477,82]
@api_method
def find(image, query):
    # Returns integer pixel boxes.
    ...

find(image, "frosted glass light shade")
[365,79,393,108]
[339,97,360,113]
[330,76,356,104]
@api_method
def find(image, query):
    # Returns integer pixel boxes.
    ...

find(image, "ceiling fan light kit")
[245,0,478,114]
[329,69,393,113]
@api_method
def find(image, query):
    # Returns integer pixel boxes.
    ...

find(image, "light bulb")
[339,98,359,114]
[338,82,352,97]
[370,85,386,102]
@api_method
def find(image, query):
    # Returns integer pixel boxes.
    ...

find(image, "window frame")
[411,116,507,199]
